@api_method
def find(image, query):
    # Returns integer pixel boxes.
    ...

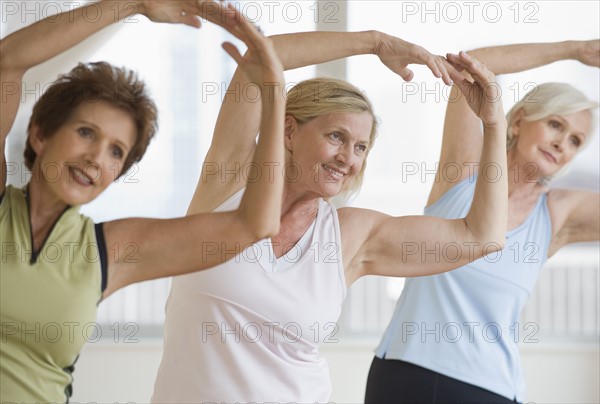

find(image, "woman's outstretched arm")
[188,29,456,213]
[341,52,508,285]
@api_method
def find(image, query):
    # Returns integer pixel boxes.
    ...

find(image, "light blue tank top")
[375,175,552,402]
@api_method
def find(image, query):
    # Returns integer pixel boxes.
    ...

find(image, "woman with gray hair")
[365,40,599,403]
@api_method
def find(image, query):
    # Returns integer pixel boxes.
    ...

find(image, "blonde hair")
[505,82,598,183]
[285,78,378,200]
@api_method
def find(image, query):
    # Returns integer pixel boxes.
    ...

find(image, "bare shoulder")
[337,206,389,279]
[337,206,388,232]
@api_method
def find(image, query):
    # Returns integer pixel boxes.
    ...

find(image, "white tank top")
[151,189,347,403]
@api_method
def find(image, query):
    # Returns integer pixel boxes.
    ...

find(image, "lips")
[322,164,347,179]
[539,149,558,164]
[69,166,94,186]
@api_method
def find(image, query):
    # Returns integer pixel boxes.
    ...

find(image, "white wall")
[70,339,599,403]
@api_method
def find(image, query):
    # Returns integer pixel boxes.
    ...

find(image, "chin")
[319,183,345,199]
[60,186,100,206]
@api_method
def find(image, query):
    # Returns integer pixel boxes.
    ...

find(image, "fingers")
[445,53,478,95]
[436,57,458,86]
[424,58,442,79]
[180,14,202,29]
[398,67,414,82]
[222,42,243,65]
[197,1,266,49]
[194,0,244,38]
[453,51,495,87]
[446,53,465,72]
[226,3,265,48]
[422,54,459,86]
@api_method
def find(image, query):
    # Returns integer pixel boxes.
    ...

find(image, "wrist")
[482,118,508,132]
[98,0,144,18]
[368,30,385,55]
[559,40,576,60]
[125,0,146,16]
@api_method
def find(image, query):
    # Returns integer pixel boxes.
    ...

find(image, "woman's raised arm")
[342,52,508,284]
[428,40,599,205]
[189,28,455,212]
[102,6,286,298]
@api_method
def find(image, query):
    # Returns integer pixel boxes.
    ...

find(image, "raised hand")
[375,33,454,85]
[219,4,284,87]
[446,52,505,127]
[136,0,204,28]
[574,39,600,68]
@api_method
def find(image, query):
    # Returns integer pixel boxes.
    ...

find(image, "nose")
[335,144,353,167]
[82,143,106,181]
[551,134,567,152]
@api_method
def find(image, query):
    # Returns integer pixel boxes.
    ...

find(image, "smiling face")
[30,101,136,206]
[510,109,592,178]
[285,111,374,198]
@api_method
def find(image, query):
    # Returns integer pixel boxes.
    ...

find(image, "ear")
[28,124,46,156]
[511,108,525,138]
[284,115,296,152]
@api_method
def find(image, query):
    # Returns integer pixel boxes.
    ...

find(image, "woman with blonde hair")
[365,40,599,403]
[152,31,509,402]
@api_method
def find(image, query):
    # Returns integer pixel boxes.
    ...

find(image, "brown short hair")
[25,62,158,176]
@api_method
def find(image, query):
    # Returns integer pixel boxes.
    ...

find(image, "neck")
[281,181,320,218]
[27,171,69,226]
[506,150,546,198]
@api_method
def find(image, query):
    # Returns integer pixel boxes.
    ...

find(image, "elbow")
[238,209,280,241]
[0,39,10,72]
[249,218,280,241]
[463,219,506,259]
[261,221,281,240]
[478,232,506,259]
[0,38,25,74]
[487,233,506,252]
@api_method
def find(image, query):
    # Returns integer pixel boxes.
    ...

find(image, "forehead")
[310,111,373,141]
[69,101,137,147]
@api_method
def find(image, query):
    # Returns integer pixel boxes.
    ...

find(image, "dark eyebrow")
[75,120,131,153]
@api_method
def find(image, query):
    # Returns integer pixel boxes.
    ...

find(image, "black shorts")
[365,356,520,404]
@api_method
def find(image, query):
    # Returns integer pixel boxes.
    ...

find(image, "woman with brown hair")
[0,1,285,401]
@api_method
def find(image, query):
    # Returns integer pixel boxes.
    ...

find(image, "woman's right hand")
[446,51,505,128]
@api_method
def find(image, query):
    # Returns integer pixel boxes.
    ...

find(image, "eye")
[111,145,124,159]
[549,120,562,130]
[329,131,343,142]
[355,143,368,154]
[569,136,582,147]
[78,127,94,138]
